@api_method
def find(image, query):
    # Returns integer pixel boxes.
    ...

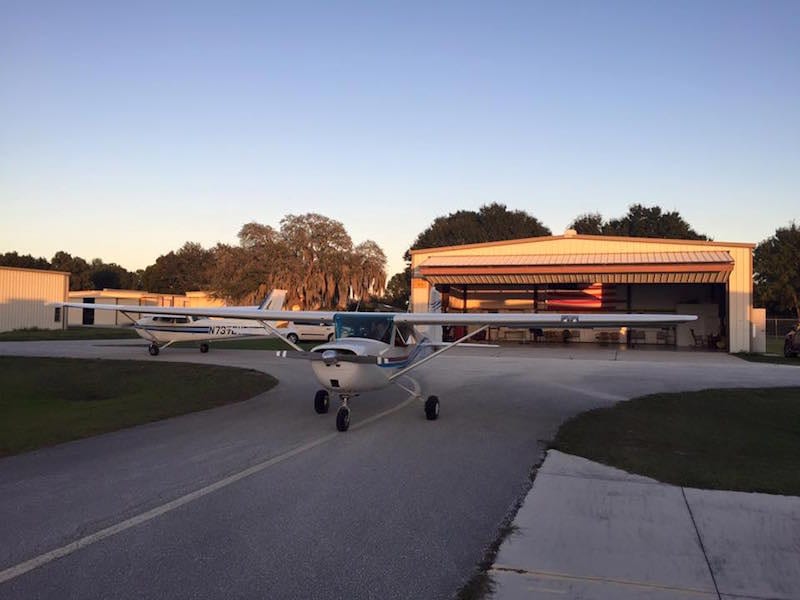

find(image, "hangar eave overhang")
[417,252,734,286]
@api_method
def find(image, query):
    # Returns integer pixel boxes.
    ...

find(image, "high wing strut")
[258,320,304,352]
[388,324,490,381]
[119,311,158,343]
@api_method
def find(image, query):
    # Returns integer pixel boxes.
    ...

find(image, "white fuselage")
[308,337,431,394]
[134,316,273,344]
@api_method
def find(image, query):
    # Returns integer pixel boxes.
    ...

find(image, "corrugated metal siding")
[727,246,752,353]
[0,267,69,332]
[423,272,731,285]
[419,251,733,267]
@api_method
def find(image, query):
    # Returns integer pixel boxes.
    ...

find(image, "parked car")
[783,324,800,357]
[278,321,335,344]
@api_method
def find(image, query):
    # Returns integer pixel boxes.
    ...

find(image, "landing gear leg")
[336,395,351,432]
[148,343,160,356]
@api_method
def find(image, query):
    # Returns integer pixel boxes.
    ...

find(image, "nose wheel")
[336,406,351,432]
[314,391,352,431]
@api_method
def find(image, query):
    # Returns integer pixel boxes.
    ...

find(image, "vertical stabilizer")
[425,286,443,343]
[258,290,288,311]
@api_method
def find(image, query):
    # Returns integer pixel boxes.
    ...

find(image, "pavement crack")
[681,486,722,600]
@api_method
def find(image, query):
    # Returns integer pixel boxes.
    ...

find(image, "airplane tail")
[425,286,443,344]
[258,289,288,311]
[428,286,442,313]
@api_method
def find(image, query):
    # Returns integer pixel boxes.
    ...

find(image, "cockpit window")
[334,314,393,344]
[153,316,191,324]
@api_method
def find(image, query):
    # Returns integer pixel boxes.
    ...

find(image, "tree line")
[1,213,386,310]
[2,204,798,316]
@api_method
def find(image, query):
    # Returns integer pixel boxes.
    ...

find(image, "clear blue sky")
[2,0,798,278]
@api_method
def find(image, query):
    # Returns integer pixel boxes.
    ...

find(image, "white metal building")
[66,290,225,326]
[410,232,760,353]
[0,267,70,332]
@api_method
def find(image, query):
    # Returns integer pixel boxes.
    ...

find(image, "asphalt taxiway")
[1,341,799,599]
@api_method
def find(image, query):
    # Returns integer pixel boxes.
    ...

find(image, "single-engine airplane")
[116,290,287,355]
[54,298,696,431]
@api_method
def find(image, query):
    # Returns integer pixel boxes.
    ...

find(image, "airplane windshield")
[334,314,393,344]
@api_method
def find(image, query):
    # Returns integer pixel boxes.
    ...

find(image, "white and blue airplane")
[122,290,288,355]
[55,296,696,431]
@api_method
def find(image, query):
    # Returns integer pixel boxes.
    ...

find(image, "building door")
[82,298,95,325]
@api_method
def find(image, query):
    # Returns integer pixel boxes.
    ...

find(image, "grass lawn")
[0,327,139,341]
[0,356,277,457]
[553,387,800,495]
[0,328,315,351]
[766,335,785,354]
[733,336,800,366]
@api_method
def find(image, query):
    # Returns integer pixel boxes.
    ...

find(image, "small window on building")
[54,307,61,322]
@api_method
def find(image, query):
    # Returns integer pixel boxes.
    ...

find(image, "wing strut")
[258,320,304,352]
[388,324,490,381]
[119,311,159,343]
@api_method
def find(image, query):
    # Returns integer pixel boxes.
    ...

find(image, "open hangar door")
[431,282,727,348]
[411,235,753,352]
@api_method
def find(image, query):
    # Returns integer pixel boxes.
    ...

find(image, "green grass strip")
[0,357,277,457]
[553,387,800,495]
[0,327,139,341]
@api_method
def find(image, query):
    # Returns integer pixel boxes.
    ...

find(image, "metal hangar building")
[0,266,70,333]
[409,231,759,353]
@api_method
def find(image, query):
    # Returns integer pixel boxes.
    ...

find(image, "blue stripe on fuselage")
[376,338,433,370]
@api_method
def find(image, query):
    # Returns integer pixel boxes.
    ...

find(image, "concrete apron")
[490,450,800,600]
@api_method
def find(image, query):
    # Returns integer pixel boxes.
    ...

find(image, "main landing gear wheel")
[200,343,210,353]
[336,406,351,432]
[148,344,160,356]
[287,333,299,345]
[314,390,330,414]
[425,395,440,421]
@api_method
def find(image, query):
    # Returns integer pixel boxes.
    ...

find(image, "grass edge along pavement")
[0,327,139,341]
[0,326,312,351]
[552,387,800,496]
[0,356,277,457]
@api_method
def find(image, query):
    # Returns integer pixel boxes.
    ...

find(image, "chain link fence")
[767,318,798,337]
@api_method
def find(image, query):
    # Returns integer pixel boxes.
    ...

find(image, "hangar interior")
[410,233,756,352]
[432,283,725,347]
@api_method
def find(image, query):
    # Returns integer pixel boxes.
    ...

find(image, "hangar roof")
[409,233,755,255]
[417,251,734,285]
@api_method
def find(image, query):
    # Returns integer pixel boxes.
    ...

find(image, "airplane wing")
[394,313,696,327]
[54,302,696,327]
[54,302,337,323]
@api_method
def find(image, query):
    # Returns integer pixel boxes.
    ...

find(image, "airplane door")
[82,298,95,325]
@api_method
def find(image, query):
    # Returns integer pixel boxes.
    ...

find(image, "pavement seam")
[537,468,667,487]
[490,565,717,596]
[681,486,722,600]
[0,393,418,586]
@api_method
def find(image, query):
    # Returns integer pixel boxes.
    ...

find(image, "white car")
[279,321,335,344]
